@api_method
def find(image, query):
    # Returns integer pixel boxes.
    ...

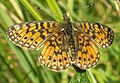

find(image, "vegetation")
[0,0,120,83]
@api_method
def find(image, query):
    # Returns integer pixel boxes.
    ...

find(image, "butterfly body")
[62,15,77,60]
[6,14,114,71]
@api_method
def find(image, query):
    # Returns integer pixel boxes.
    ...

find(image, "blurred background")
[0,0,120,83]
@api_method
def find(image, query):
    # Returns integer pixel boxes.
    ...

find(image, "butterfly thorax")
[63,14,76,60]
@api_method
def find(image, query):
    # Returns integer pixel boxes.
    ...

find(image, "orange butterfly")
[7,14,114,71]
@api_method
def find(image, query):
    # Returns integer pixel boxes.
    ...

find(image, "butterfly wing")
[74,32,100,70]
[38,32,72,71]
[6,21,61,50]
[73,22,114,48]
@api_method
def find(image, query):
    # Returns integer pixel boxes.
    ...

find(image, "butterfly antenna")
[74,3,94,14]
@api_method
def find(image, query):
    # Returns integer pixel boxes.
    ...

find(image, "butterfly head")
[63,13,71,23]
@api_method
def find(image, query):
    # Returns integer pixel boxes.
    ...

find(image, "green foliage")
[0,0,120,83]
[70,71,90,83]
[70,66,90,83]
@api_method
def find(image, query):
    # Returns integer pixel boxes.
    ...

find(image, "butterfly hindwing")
[38,32,72,71]
[74,32,100,69]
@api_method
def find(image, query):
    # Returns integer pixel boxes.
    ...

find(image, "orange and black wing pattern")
[6,13,114,71]
[38,32,72,71]
[6,21,61,50]
[74,32,100,69]
[73,22,114,48]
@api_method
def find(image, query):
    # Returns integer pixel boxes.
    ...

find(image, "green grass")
[0,0,120,83]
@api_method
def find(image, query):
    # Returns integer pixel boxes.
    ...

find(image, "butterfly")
[6,13,114,71]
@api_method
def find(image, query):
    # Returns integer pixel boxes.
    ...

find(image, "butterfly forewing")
[38,32,72,71]
[73,22,114,48]
[7,21,61,50]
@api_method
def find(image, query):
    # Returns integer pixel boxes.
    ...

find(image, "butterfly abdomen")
[68,34,76,59]
[64,23,77,59]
